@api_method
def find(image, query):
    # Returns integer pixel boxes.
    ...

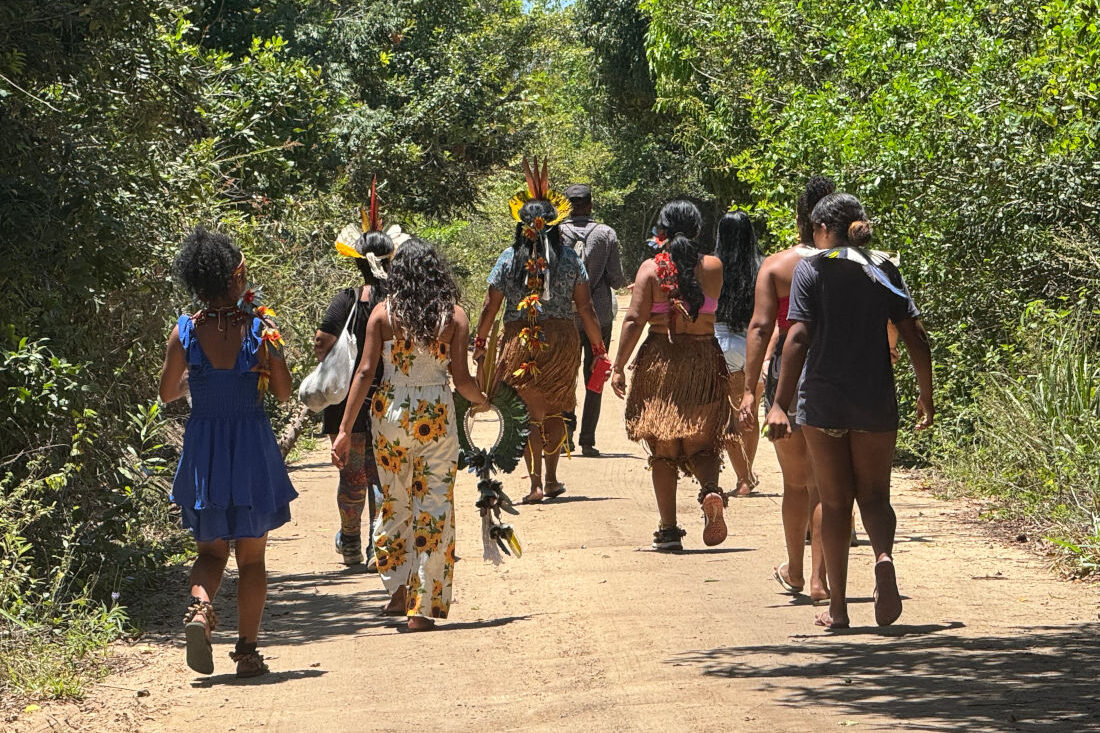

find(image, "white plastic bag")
[299,291,358,412]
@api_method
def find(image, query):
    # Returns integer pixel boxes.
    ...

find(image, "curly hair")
[656,200,705,319]
[173,226,241,302]
[796,175,836,244]
[714,210,761,331]
[810,192,873,247]
[386,237,461,345]
[508,199,564,288]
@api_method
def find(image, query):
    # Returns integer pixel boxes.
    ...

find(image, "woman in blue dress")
[159,227,297,677]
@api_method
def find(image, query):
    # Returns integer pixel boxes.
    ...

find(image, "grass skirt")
[625,332,736,449]
[496,318,581,414]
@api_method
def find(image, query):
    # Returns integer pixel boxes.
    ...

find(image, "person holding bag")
[313,190,401,568]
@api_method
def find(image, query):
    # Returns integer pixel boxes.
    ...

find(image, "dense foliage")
[0,0,547,698]
[641,0,1100,567]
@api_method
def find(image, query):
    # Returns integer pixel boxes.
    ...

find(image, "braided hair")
[656,200,705,319]
[508,199,563,287]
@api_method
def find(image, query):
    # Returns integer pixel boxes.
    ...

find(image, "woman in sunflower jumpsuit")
[333,238,487,631]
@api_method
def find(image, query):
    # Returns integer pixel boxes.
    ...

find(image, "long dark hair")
[656,200,705,319]
[714,211,760,331]
[508,199,564,288]
[386,238,461,345]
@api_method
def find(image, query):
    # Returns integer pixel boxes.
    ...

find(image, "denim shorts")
[713,322,747,373]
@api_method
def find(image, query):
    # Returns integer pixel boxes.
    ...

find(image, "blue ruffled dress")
[170,315,298,542]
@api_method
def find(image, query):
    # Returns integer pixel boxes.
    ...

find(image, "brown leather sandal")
[183,599,217,675]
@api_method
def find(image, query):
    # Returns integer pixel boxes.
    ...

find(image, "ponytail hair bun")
[848,219,872,246]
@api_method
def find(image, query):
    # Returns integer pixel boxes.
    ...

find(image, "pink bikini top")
[651,295,718,315]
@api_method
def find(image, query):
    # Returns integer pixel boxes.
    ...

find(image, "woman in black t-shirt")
[314,230,394,568]
[766,193,934,630]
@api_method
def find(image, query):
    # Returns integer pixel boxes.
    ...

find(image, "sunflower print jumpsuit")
[369,306,459,619]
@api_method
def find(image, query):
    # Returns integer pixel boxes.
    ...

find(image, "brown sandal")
[543,481,567,499]
[183,599,217,675]
[229,641,269,678]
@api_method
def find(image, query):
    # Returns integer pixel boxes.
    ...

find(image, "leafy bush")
[0,335,178,697]
[938,300,1100,574]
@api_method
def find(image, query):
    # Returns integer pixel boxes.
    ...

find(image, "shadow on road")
[543,495,625,504]
[247,570,396,644]
[394,614,533,633]
[287,461,333,472]
[190,668,327,688]
[669,623,1100,730]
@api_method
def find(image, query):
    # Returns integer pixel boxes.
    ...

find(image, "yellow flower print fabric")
[371,333,458,619]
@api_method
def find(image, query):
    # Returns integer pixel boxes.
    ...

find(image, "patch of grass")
[1,602,126,700]
[286,430,320,465]
[937,300,1100,575]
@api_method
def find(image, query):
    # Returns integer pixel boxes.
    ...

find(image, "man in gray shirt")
[561,184,626,456]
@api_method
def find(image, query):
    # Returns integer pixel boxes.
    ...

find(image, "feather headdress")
[507,157,571,302]
[508,157,571,228]
[334,175,401,278]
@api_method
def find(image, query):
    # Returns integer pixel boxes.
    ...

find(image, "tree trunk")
[278,403,313,458]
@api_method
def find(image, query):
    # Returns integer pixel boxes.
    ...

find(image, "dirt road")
[14,313,1100,732]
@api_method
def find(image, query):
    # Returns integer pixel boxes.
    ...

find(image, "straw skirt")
[625,332,736,450]
[496,318,581,414]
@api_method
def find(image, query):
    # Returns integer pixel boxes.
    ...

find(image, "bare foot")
[520,488,544,504]
[407,616,436,632]
[814,610,850,629]
[874,558,903,626]
[809,578,830,605]
[734,478,754,497]
[381,586,407,615]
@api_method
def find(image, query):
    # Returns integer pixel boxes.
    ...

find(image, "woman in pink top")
[741,176,835,604]
[611,200,735,551]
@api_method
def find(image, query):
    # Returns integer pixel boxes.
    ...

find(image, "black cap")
[564,183,592,201]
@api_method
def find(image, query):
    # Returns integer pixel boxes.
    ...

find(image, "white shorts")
[713,322,747,373]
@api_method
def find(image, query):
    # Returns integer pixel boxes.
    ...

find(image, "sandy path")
[13,303,1100,732]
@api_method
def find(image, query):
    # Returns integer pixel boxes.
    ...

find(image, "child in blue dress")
[159,227,297,677]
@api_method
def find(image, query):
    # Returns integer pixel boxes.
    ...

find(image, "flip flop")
[520,491,544,505]
[811,594,831,607]
[773,562,804,594]
[873,558,903,626]
[544,482,566,499]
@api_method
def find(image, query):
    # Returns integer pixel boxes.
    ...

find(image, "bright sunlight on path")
[18,298,1100,733]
